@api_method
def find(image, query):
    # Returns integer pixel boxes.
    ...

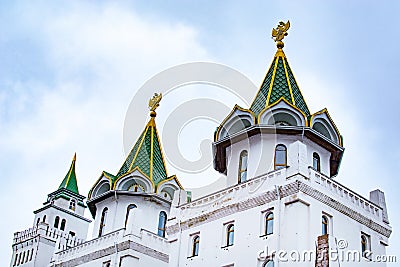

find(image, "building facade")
[10,23,392,267]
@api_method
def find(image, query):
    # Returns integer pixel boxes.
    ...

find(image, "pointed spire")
[58,153,80,195]
[250,21,310,118]
[116,93,168,188]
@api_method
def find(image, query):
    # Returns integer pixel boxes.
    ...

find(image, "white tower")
[10,154,90,267]
[50,94,183,267]
[167,21,392,267]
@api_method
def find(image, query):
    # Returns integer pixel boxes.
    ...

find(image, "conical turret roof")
[250,45,310,118]
[58,153,80,195]
[116,95,168,187]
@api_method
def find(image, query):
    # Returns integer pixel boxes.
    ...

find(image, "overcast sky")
[1,1,399,264]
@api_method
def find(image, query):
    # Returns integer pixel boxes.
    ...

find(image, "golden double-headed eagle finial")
[149,93,162,117]
[272,20,290,49]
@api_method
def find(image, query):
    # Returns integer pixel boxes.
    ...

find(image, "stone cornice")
[167,181,392,238]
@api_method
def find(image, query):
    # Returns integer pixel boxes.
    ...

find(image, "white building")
[10,23,392,267]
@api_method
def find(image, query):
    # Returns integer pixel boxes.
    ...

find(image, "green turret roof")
[58,153,80,195]
[116,114,168,187]
[250,48,310,118]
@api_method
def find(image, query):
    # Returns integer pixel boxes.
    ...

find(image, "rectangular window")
[102,261,111,267]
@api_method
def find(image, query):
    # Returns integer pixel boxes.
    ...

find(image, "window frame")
[322,215,328,235]
[54,216,60,229]
[98,207,108,237]
[157,211,168,238]
[265,212,274,236]
[60,219,66,231]
[192,235,200,257]
[313,152,321,172]
[69,199,76,211]
[125,204,137,227]
[238,150,248,183]
[226,224,235,247]
[274,144,287,170]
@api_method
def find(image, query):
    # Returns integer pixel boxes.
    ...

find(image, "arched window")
[192,236,200,257]
[313,152,321,172]
[42,215,47,223]
[266,212,274,235]
[30,249,34,261]
[98,207,108,237]
[36,218,40,226]
[125,204,137,227]
[226,224,234,246]
[361,234,369,256]
[54,216,60,228]
[238,150,248,183]
[322,216,328,235]
[157,211,167,237]
[263,260,274,267]
[21,251,25,264]
[274,145,287,170]
[69,199,76,211]
[60,219,66,231]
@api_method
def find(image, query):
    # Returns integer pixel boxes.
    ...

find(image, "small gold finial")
[148,93,162,117]
[272,20,290,49]
[73,152,76,161]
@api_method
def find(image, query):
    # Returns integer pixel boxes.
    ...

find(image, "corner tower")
[10,154,90,267]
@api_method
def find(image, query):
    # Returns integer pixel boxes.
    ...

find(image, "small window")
[54,216,60,228]
[60,219,66,231]
[313,152,321,171]
[274,145,287,170]
[265,213,274,235]
[361,234,370,258]
[322,216,328,235]
[25,250,29,263]
[125,204,137,227]
[30,249,34,261]
[102,261,111,267]
[69,199,76,211]
[69,231,75,237]
[99,207,108,237]
[263,260,274,267]
[238,150,248,183]
[192,236,200,257]
[43,215,47,223]
[157,211,167,237]
[21,251,25,264]
[226,224,234,246]
[36,218,40,226]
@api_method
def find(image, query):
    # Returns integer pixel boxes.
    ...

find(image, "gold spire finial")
[73,152,76,161]
[148,93,162,117]
[272,20,290,49]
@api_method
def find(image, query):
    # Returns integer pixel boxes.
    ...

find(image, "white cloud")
[0,2,209,264]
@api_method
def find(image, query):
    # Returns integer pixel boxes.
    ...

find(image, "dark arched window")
[69,199,76,211]
[60,219,66,231]
[266,213,274,235]
[157,211,167,237]
[98,207,108,237]
[313,152,321,172]
[42,215,47,223]
[238,150,248,183]
[361,234,369,257]
[125,204,137,227]
[36,218,40,226]
[54,216,60,228]
[322,216,328,235]
[192,236,200,257]
[263,260,274,267]
[21,251,25,264]
[226,224,234,246]
[274,144,287,170]
[30,249,34,261]
[13,253,18,266]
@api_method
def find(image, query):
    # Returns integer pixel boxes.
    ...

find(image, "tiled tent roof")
[250,48,310,118]
[58,153,80,195]
[116,117,168,188]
